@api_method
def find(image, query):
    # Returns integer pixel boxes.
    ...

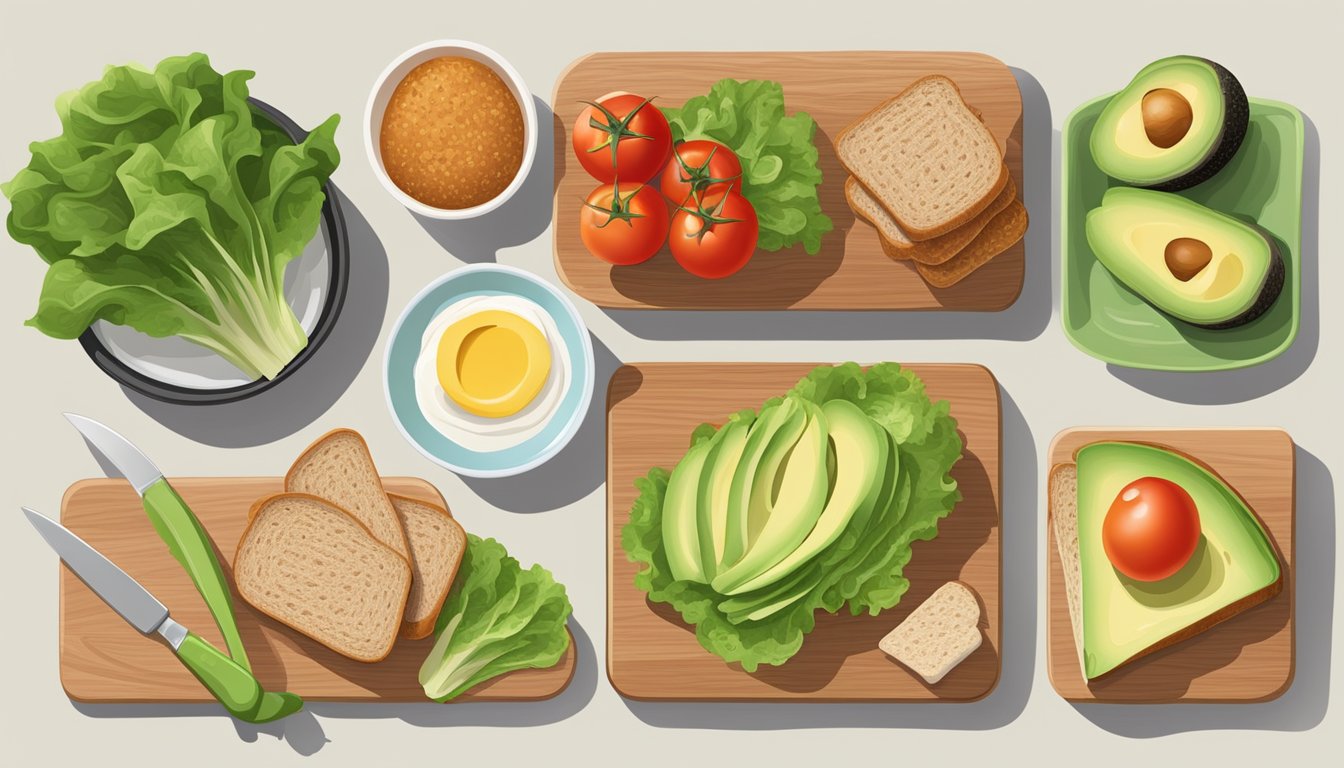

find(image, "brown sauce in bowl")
[379,56,525,210]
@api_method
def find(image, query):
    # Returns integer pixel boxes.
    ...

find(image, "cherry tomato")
[572,92,672,184]
[1102,476,1201,582]
[579,181,669,266]
[659,140,743,205]
[669,190,759,279]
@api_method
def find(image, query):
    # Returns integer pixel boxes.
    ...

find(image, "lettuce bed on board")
[622,363,963,671]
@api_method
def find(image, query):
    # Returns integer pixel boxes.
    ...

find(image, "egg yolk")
[436,309,550,418]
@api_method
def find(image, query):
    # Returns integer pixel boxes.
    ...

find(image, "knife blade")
[64,413,251,669]
[64,414,163,493]
[23,507,263,717]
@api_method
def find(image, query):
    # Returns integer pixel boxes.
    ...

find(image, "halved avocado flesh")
[1085,187,1282,328]
[1076,442,1282,680]
[1090,55,1248,191]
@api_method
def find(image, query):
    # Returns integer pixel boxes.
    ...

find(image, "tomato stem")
[581,97,658,171]
[674,182,744,243]
[582,179,648,229]
[672,144,742,200]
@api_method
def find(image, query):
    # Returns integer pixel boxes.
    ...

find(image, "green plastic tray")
[1060,94,1303,371]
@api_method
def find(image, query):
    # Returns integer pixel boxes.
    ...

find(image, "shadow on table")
[622,386,1037,729]
[460,335,619,513]
[70,619,599,755]
[1106,112,1320,403]
[1069,445,1332,736]
[412,95,554,263]
[123,189,389,447]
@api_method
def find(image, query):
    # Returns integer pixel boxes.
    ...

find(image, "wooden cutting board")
[59,477,575,703]
[1047,428,1295,703]
[552,52,1025,310]
[607,363,1001,701]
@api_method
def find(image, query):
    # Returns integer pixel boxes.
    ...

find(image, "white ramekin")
[365,40,538,220]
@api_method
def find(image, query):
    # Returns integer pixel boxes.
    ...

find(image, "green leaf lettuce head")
[662,79,833,254]
[3,53,340,380]
[419,534,573,701]
[621,363,962,672]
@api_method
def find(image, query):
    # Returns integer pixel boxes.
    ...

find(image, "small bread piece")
[286,429,410,561]
[916,199,1028,288]
[1049,463,1086,671]
[389,493,467,639]
[838,75,1008,239]
[879,581,984,684]
[849,174,1016,265]
[235,494,411,663]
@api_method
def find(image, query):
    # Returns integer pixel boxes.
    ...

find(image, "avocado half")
[1084,187,1283,329]
[1090,55,1249,192]
[1075,442,1282,680]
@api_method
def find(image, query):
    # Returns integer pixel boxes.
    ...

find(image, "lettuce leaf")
[419,535,572,702]
[622,363,962,671]
[662,79,833,254]
[3,53,339,380]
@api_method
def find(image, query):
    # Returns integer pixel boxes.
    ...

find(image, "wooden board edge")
[603,361,1004,702]
[551,51,1025,312]
[1043,426,1297,703]
[56,476,574,705]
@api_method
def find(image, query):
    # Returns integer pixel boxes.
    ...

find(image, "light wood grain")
[552,52,1025,310]
[59,477,575,704]
[607,363,1001,701]
[1046,429,1295,703]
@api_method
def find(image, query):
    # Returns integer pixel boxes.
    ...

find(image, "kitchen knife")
[64,413,251,669]
[23,507,269,719]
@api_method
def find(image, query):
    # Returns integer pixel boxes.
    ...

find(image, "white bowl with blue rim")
[385,263,594,477]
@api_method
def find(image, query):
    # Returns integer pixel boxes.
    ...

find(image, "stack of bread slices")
[234,429,467,662]
[837,75,1028,287]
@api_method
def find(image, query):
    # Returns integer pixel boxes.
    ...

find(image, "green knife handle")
[142,481,251,670]
[176,632,262,718]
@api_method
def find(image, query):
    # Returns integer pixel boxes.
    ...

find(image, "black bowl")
[77,98,350,405]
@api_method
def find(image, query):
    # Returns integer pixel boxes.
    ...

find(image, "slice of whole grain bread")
[235,493,411,663]
[838,75,1007,239]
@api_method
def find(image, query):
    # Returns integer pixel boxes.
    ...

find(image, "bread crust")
[849,174,1016,266]
[837,75,1008,240]
[285,428,410,559]
[1050,441,1286,682]
[236,492,412,663]
[916,199,1027,288]
[387,492,467,640]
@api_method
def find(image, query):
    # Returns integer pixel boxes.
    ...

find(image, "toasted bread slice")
[849,174,1016,265]
[916,198,1028,288]
[838,75,1007,240]
[1050,444,1283,682]
[1048,463,1086,673]
[235,493,411,663]
[879,581,984,684]
[286,429,410,561]
[389,493,467,639]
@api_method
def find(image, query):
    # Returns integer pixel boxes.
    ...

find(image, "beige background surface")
[0,0,1338,763]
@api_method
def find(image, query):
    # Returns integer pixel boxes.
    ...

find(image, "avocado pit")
[1164,237,1212,281]
[1142,88,1194,149]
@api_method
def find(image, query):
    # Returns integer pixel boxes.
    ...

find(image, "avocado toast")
[1050,440,1285,683]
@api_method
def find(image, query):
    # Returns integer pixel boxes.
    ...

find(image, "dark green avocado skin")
[1149,58,1250,193]
[1192,231,1284,330]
